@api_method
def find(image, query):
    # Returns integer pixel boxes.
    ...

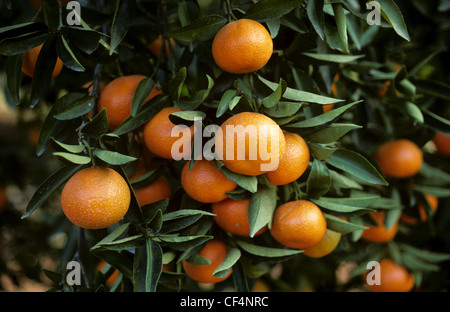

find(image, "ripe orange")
[374,139,423,178]
[131,171,172,206]
[61,166,131,229]
[361,211,398,243]
[433,132,450,156]
[212,19,273,74]
[365,259,415,292]
[270,200,327,249]
[303,229,341,258]
[143,107,194,160]
[98,75,162,129]
[265,131,309,186]
[215,112,285,176]
[182,240,232,284]
[181,159,237,203]
[212,198,267,237]
[22,44,63,78]
[148,35,175,57]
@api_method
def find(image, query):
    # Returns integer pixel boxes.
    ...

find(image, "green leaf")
[53,94,97,120]
[262,78,287,108]
[5,54,23,105]
[326,149,388,186]
[0,32,52,56]
[109,0,136,55]
[220,166,258,193]
[302,53,365,63]
[411,185,450,197]
[399,244,450,263]
[60,26,101,54]
[249,185,276,237]
[307,158,331,199]
[22,164,83,219]
[308,143,337,160]
[308,123,362,144]
[258,75,343,104]
[94,149,137,166]
[158,235,213,251]
[332,3,349,53]
[213,248,241,278]
[29,36,60,108]
[53,152,92,165]
[245,0,301,22]
[37,92,85,156]
[216,90,238,118]
[161,209,215,233]
[112,95,167,136]
[262,101,302,118]
[0,22,48,39]
[414,79,450,101]
[56,35,85,72]
[324,213,368,234]
[312,197,375,215]
[131,77,155,117]
[167,67,187,102]
[307,0,325,40]
[178,75,214,110]
[93,234,145,251]
[170,15,227,42]
[133,239,163,292]
[50,138,85,153]
[236,240,302,260]
[81,108,109,139]
[287,101,362,129]
[169,110,206,123]
[378,0,410,41]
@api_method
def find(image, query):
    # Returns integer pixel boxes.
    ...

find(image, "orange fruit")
[270,200,327,249]
[181,159,237,203]
[148,35,175,57]
[143,107,194,160]
[61,166,131,229]
[97,261,120,286]
[251,279,270,292]
[98,75,162,129]
[323,104,334,113]
[265,131,310,186]
[131,171,172,206]
[215,112,285,176]
[361,211,398,243]
[374,139,423,178]
[22,44,63,78]
[182,240,232,284]
[365,259,415,292]
[303,229,341,258]
[212,19,273,74]
[212,198,267,237]
[433,132,450,156]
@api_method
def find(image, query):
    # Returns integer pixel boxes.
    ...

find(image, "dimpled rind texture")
[271,200,326,249]
[61,167,131,229]
[212,19,273,74]
[215,112,285,176]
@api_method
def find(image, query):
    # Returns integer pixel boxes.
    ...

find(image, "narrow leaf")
[110,0,136,55]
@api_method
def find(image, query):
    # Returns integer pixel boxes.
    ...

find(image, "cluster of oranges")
[21,14,449,291]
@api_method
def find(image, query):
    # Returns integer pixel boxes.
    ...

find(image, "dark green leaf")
[326,149,388,185]
[249,185,276,237]
[307,158,331,199]
[216,90,238,118]
[306,0,324,39]
[236,240,302,259]
[5,54,23,104]
[131,77,154,116]
[133,239,163,292]
[158,235,213,251]
[245,0,301,22]
[54,94,96,120]
[22,164,83,219]
[378,0,410,41]
[324,213,368,234]
[56,35,85,72]
[60,26,101,54]
[81,108,109,139]
[332,3,349,53]
[167,67,187,102]
[213,248,240,278]
[220,166,258,193]
[110,0,136,55]
[170,15,227,42]
[308,123,362,144]
[262,78,287,108]
[94,149,137,166]
[0,32,52,56]
[29,36,60,108]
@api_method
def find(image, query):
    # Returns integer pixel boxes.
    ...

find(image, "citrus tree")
[0,0,449,293]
